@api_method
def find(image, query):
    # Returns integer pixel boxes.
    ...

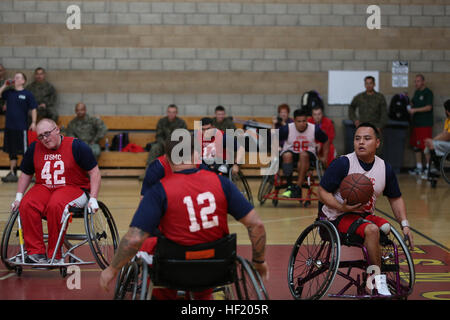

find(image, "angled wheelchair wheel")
[114,261,139,300]
[287,220,341,300]
[229,171,254,206]
[380,227,415,298]
[85,201,120,270]
[114,258,150,300]
[1,210,22,271]
[233,256,265,300]
[257,175,274,205]
[441,151,450,185]
[246,258,269,299]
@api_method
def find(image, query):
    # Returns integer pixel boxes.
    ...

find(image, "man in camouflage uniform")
[25,67,58,122]
[349,76,388,155]
[64,102,108,159]
[349,76,388,132]
[146,104,187,165]
[212,105,236,131]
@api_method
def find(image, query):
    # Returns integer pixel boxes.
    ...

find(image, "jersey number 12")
[183,192,218,233]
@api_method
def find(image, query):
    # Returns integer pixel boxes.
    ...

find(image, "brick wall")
[1,0,449,166]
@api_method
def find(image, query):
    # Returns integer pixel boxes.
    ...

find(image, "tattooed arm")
[239,209,269,280]
[100,227,149,291]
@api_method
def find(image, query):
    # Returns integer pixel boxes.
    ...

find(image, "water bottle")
[105,138,109,152]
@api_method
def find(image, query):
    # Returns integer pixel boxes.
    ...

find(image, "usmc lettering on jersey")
[44,154,62,161]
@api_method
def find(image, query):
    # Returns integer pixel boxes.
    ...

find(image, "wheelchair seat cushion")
[151,233,237,291]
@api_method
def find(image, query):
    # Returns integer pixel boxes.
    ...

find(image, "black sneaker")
[25,254,48,264]
[1,172,18,183]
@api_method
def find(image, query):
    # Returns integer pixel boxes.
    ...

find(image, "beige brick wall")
[1,0,449,168]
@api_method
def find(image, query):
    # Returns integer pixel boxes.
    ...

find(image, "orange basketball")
[339,173,374,205]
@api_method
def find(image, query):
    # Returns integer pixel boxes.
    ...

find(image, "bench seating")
[0,115,273,177]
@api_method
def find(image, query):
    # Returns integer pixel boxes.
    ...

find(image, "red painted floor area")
[0,245,449,300]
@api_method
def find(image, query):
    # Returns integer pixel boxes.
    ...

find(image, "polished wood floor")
[1,173,448,250]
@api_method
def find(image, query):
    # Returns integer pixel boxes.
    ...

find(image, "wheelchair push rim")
[85,201,120,270]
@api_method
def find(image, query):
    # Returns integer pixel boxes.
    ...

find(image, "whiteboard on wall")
[328,70,379,105]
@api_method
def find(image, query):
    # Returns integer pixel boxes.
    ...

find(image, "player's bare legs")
[296,151,310,203]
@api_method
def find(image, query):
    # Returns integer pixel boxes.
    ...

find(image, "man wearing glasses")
[10,119,101,264]
[0,72,38,183]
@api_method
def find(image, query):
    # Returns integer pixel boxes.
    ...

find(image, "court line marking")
[0,273,16,280]
[375,208,450,252]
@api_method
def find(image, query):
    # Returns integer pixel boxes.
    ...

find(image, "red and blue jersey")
[131,168,253,246]
[20,136,97,190]
[140,155,209,196]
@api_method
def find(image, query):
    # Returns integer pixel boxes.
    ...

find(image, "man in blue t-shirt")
[0,72,37,182]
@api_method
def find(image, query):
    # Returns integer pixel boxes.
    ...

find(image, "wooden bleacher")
[0,115,273,177]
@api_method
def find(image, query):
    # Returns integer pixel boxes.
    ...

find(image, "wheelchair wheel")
[229,171,254,206]
[441,151,450,185]
[246,258,269,299]
[233,256,265,300]
[114,258,150,300]
[114,261,139,300]
[257,175,274,205]
[380,227,415,298]
[1,210,22,271]
[85,201,120,270]
[287,220,341,300]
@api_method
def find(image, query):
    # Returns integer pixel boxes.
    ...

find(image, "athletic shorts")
[432,140,450,157]
[331,212,389,244]
[280,150,317,166]
[410,126,432,151]
[3,128,27,160]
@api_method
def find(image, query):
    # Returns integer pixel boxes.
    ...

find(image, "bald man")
[64,102,108,159]
[11,119,101,264]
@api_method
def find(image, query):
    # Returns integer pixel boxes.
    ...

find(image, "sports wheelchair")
[425,150,450,188]
[208,163,254,206]
[114,233,268,300]
[1,196,119,277]
[257,153,324,207]
[287,210,415,300]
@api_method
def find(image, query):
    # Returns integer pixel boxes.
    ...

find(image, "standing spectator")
[308,105,336,167]
[0,72,37,182]
[0,64,7,114]
[349,76,388,133]
[212,105,236,131]
[25,67,58,122]
[408,74,434,175]
[146,104,187,165]
[64,102,108,159]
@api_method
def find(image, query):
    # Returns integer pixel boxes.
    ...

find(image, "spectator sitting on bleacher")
[308,105,336,168]
[25,67,58,123]
[272,103,294,148]
[64,102,108,159]
[422,99,450,178]
[212,105,236,131]
[146,104,187,166]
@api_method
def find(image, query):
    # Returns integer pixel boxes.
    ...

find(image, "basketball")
[339,173,374,205]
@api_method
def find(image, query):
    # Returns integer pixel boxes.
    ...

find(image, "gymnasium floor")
[0,173,449,300]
